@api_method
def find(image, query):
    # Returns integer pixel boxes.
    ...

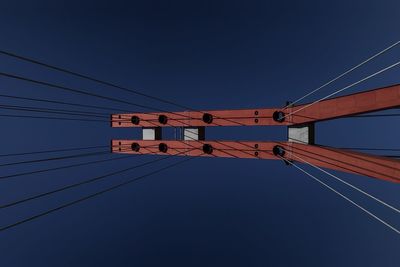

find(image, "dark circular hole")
[158,143,168,153]
[254,151,259,156]
[254,118,259,123]
[131,142,140,152]
[254,111,259,115]
[272,111,285,122]
[118,147,121,151]
[202,113,213,124]
[131,116,140,125]
[272,145,285,157]
[158,115,168,124]
[203,144,213,154]
[254,144,259,149]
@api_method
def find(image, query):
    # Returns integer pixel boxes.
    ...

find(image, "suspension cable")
[0,149,114,168]
[0,72,217,127]
[284,60,400,119]
[352,114,400,118]
[339,147,400,152]
[287,150,400,214]
[0,149,135,181]
[0,72,164,112]
[284,40,400,109]
[0,50,244,126]
[282,142,400,180]
[0,144,108,158]
[0,103,263,123]
[0,105,176,123]
[0,113,107,122]
[0,49,192,110]
[277,154,400,235]
[0,102,109,117]
[0,151,189,209]
[0,104,108,119]
[0,92,132,113]
[190,137,398,181]
[0,155,195,232]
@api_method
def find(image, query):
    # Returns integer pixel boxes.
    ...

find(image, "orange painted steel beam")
[286,143,400,183]
[111,108,286,128]
[112,140,400,183]
[111,140,279,159]
[111,84,400,127]
[110,83,400,183]
[286,83,400,124]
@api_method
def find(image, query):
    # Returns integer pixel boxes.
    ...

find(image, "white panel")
[143,128,156,140]
[184,128,199,141]
[288,126,309,144]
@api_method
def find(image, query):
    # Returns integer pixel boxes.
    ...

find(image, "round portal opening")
[203,144,213,154]
[131,142,140,152]
[159,143,168,153]
[158,115,168,124]
[202,113,213,124]
[131,116,140,125]
[272,111,285,123]
[272,145,285,157]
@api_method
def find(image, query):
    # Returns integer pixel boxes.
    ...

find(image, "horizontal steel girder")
[112,140,400,183]
[111,84,400,127]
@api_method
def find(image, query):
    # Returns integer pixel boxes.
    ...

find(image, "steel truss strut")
[111,84,400,183]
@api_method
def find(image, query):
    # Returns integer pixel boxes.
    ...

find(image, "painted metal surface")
[111,84,400,127]
[110,84,400,183]
[287,143,400,183]
[111,140,279,159]
[111,108,284,127]
[287,83,400,124]
[112,140,400,183]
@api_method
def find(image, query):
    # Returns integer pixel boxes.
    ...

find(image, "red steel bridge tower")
[111,84,400,183]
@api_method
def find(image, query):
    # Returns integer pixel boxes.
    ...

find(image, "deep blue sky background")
[0,0,399,266]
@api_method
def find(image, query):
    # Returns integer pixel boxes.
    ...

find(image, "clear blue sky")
[0,0,399,266]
